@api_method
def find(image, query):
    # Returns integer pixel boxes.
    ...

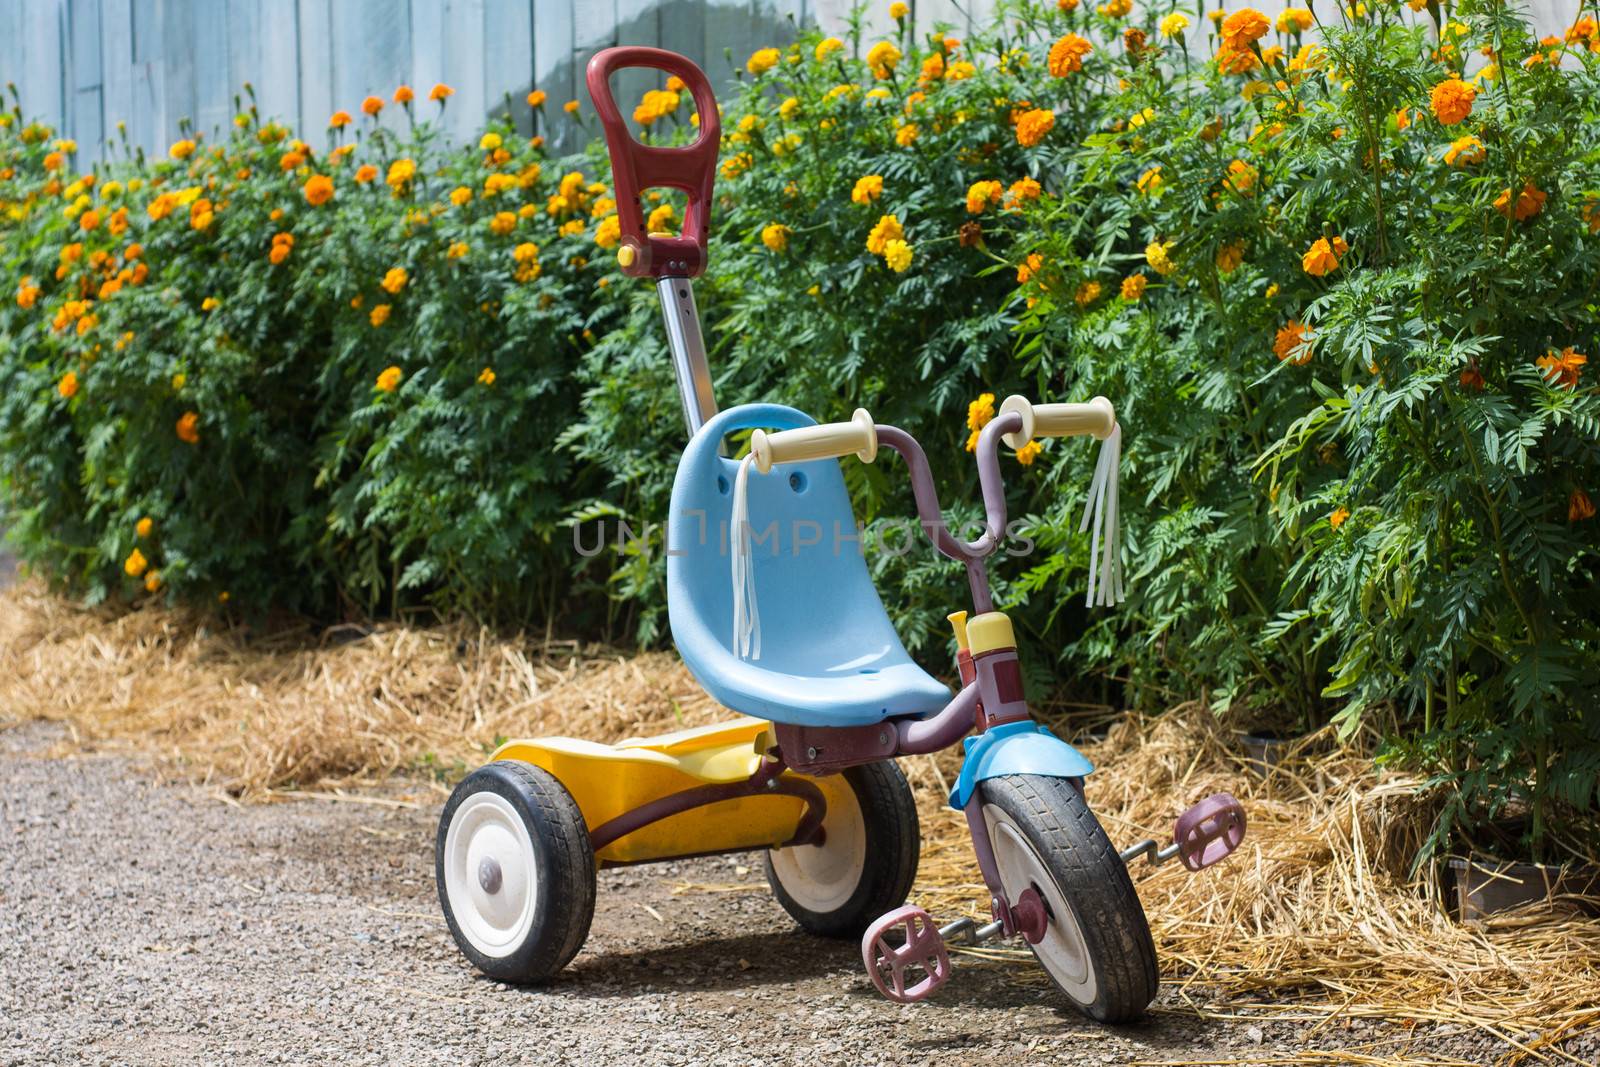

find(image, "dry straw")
[2,582,1596,1057]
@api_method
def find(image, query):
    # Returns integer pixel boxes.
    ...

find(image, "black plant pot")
[1447,856,1600,921]
[1237,731,1300,777]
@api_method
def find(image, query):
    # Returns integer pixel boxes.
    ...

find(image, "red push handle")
[586,47,721,279]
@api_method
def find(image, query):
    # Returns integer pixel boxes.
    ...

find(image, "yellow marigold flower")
[1430,78,1476,125]
[370,304,393,328]
[513,241,540,263]
[890,1,909,17]
[1015,440,1043,465]
[136,517,154,538]
[201,296,220,311]
[362,95,384,116]
[778,96,800,121]
[478,367,497,386]
[1015,109,1054,147]
[1443,135,1484,166]
[1494,182,1546,221]
[449,186,473,207]
[1145,239,1176,275]
[761,223,790,252]
[866,41,902,79]
[966,180,1003,214]
[594,214,622,249]
[303,174,334,205]
[382,267,408,294]
[447,241,469,259]
[1136,166,1163,196]
[386,158,416,190]
[1216,240,1245,273]
[375,365,402,391]
[945,61,976,80]
[58,371,79,399]
[1329,507,1349,530]
[1048,34,1093,77]
[175,411,200,444]
[125,548,149,578]
[1537,346,1586,389]
[646,202,675,234]
[488,211,517,236]
[866,213,904,255]
[169,139,195,160]
[965,428,982,452]
[1074,280,1102,307]
[172,373,186,389]
[480,132,503,151]
[1221,8,1270,49]
[1274,320,1312,364]
[967,392,996,431]
[1160,12,1189,36]
[851,175,884,206]
[896,123,919,146]
[815,37,844,62]
[748,47,781,75]
[1570,489,1596,522]
[1278,7,1313,31]
[1301,235,1347,276]
[1121,272,1147,301]
[883,238,913,272]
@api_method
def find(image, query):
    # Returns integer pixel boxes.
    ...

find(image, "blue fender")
[948,720,1095,809]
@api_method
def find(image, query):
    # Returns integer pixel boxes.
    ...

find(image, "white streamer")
[1077,423,1125,608]
[730,454,762,660]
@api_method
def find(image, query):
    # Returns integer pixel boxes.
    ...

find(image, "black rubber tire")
[435,760,596,983]
[978,774,1159,1023]
[764,761,920,938]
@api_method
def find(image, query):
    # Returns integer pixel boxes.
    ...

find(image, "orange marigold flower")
[125,548,149,577]
[851,174,884,205]
[329,110,352,128]
[79,209,101,231]
[1074,280,1102,306]
[1274,320,1312,364]
[1221,8,1270,49]
[1430,78,1476,125]
[1494,182,1546,222]
[371,305,393,328]
[175,411,200,444]
[279,150,305,171]
[967,392,996,431]
[1005,177,1042,207]
[58,371,79,399]
[1216,43,1261,73]
[1570,490,1596,522]
[16,282,40,309]
[394,85,415,104]
[1121,272,1147,301]
[1459,365,1486,390]
[1301,235,1347,276]
[361,95,384,116]
[381,266,408,294]
[1329,507,1349,530]
[1015,439,1043,465]
[1443,135,1485,166]
[136,517,154,538]
[1048,34,1093,77]
[489,211,517,236]
[169,139,195,160]
[1014,108,1055,148]
[355,164,378,184]
[1536,346,1587,389]
[303,174,335,206]
[376,365,402,391]
[430,83,454,102]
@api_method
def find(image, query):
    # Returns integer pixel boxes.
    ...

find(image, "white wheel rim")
[768,781,867,915]
[443,791,539,959]
[984,803,1098,1005]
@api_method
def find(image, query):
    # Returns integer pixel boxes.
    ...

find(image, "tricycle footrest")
[861,905,951,1003]
[1174,793,1247,871]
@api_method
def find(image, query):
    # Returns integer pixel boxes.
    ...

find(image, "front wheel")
[765,761,920,938]
[979,774,1159,1022]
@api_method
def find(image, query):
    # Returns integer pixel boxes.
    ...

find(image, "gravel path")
[1,722,1517,1067]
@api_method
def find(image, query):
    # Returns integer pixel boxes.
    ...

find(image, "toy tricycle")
[435,46,1245,1021]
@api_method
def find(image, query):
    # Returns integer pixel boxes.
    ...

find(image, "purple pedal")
[1174,793,1247,871]
[861,905,951,1003]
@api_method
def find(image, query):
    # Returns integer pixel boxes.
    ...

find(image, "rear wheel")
[436,760,596,983]
[765,761,920,938]
[978,774,1159,1022]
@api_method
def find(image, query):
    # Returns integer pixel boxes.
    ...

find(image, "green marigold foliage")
[2,0,1598,858]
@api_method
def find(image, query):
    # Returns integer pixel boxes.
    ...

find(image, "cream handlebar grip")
[750,408,878,474]
[998,395,1115,449]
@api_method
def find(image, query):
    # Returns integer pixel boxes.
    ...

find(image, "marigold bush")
[3,0,1599,859]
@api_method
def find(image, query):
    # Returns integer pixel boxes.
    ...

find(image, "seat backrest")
[667,404,912,679]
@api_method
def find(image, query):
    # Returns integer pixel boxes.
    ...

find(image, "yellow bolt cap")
[617,245,636,268]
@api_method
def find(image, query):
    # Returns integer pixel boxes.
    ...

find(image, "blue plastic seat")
[667,404,952,727]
